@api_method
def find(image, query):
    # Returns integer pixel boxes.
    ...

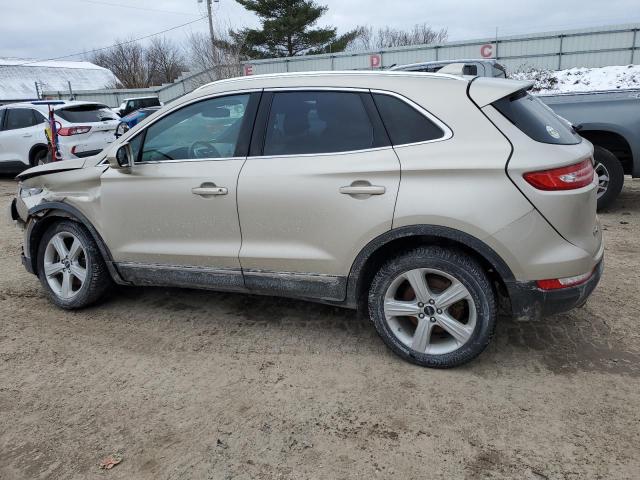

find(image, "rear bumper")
[506,257,603,321]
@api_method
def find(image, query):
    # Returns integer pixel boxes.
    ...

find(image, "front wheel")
[37,220,112,309]
[368,246,496,368]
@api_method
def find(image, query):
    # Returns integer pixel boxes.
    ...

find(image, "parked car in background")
[394,59,639,209]
[0,103,48,172]
[0,101,119,172]
[115,106,161,138]
[115,96,162,117]
[540,90,640,208]
[11,71,602,368]
[392,59,507,78]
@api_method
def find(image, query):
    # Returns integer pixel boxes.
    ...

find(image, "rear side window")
[463,64,478,76]
[56,105,118,123]
[373,93,445,145]
[33,110,47,124]
[492,90,580,145]
[142,98,160,107]
[4,108,37,130]
[263,91,377,156]
[0,109,5,129]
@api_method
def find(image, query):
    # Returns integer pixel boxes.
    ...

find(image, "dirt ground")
[1,176,639,480]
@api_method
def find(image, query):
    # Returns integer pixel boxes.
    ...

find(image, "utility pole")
[206,0,215,46]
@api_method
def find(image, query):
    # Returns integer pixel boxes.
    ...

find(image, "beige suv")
[11,71,603,368]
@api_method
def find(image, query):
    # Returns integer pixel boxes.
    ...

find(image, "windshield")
[492,90,580,145]
[56,105,119,123]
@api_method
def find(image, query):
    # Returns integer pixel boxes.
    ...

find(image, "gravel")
[1,176,639,480]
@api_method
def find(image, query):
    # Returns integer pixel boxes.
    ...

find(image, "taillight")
[58,126,91,136]
[523,159,594,191]
[536,268,594,290]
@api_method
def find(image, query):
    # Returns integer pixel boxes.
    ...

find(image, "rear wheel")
[31,148,49,166]
[594,145,624,210]
[368,246,496,368]
[37,220,112,309]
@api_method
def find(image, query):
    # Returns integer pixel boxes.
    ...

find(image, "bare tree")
[147,37,188,86]
[349,23,448,51]
[91,37,186,88]
[185,29,245,85]
[92,40,149,88]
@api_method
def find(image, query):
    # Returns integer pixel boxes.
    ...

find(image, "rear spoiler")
[468,77,534,107]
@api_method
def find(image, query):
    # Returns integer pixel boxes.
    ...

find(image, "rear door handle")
[22,134,32,138]
[339,184,386,196]
[192,184,228,197]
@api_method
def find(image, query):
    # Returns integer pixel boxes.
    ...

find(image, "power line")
[79,0,200,16]
[15,16,207,66]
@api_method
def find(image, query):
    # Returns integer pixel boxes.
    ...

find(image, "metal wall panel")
[563,30,635,52]
[500,37,560,57]
[241,24,640,74]
[44,24,640,106]
[561,50,634,69]
[334,54,370,70]
[383,47,438,66]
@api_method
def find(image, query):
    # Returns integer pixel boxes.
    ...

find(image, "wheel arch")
[26,202,127,284]
[28,143,49,167]
[346,225,516,309]
[578,127,634,175]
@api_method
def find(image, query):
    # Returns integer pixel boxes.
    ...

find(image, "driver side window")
[138,94,250,163]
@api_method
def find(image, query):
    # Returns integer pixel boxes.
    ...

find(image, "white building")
[0,58,117,104]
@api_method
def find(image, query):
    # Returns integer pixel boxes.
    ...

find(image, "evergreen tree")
[234,0,355,58]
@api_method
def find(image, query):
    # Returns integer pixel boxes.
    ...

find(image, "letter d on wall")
[370,54,382,69]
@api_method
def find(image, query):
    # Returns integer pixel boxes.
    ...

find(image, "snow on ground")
[510,64,640,94]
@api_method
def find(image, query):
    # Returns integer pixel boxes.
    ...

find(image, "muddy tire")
[37,220,112,309]
[368,246,496,368]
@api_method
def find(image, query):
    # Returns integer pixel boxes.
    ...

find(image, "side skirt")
[117,263,246,292]
[243,269,347,303]
[115,263,348,303]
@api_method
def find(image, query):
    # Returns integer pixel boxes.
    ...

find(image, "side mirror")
[114,122,128,139]
[107,143,133,171]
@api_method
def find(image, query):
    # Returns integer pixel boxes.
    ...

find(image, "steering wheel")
[189,141,221,159]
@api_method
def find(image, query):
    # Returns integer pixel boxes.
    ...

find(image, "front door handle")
[192,182,228,197]
[339,183,386,196]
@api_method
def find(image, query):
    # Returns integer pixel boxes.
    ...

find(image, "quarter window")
[492,90,580,145]
[263,91,376,156]
[138,94,250,162]
[373,93,445,145]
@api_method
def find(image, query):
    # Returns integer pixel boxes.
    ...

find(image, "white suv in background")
[0,101,119,172]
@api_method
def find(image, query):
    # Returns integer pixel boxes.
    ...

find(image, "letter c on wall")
[480,44,493,58]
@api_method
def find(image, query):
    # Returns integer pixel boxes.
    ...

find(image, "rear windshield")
[56,105,118,123]
[492,90,580,145]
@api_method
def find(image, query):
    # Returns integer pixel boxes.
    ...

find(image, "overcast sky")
[2,0,639,62]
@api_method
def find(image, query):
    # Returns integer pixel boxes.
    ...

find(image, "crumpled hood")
[17,157,89,181]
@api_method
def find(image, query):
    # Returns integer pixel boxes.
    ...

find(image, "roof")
[1,100,109,113]
[0,59,118,101]
[194,70,464,94]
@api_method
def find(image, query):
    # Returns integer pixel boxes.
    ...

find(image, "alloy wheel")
[594,161,610,200]
[383,268,477,355]
[43,232,88,299]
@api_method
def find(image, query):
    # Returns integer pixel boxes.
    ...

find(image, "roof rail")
[31,100,66,105]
